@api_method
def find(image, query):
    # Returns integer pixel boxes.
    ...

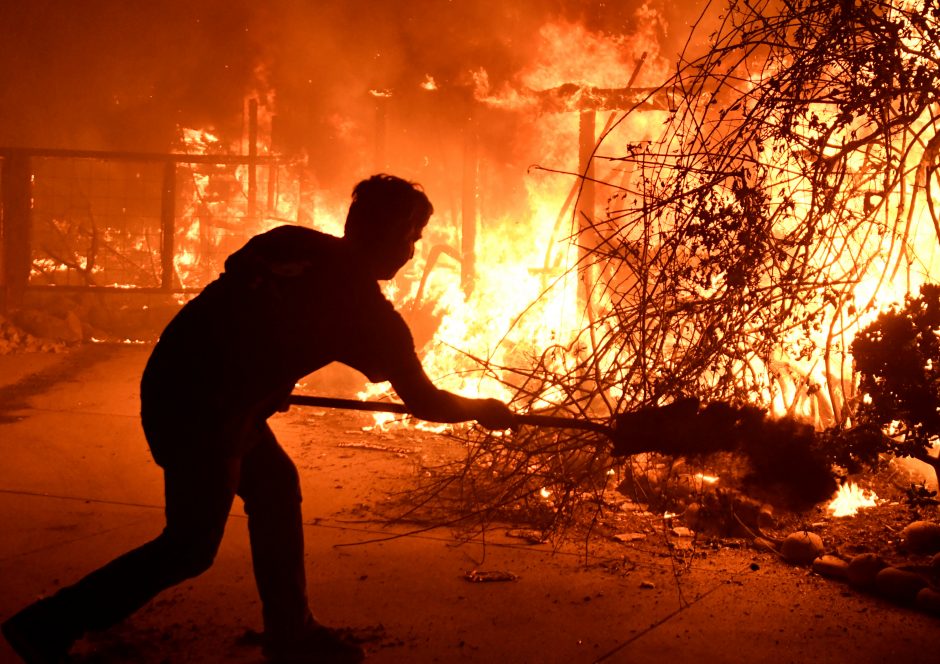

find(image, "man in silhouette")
[2,174,513,663]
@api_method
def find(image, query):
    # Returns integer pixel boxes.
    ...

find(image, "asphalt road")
[1,343,938,663]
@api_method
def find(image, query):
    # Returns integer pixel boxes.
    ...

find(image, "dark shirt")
[140,225,420,459]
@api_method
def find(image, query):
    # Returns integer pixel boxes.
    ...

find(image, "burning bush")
[833,284,940,486]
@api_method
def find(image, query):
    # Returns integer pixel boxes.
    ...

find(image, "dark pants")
[46,422,312,646]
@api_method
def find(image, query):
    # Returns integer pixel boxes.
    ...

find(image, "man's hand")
[391,368,515,427]
[473,398,515,430]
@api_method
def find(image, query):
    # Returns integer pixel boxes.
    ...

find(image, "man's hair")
[344,174,433,244]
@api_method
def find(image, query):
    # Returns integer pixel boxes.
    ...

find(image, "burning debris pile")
[402,0,940,550]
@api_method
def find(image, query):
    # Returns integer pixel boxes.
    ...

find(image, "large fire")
[173,17,670,412]
[164,3,940,507]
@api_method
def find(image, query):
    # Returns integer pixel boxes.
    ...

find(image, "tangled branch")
[415,0,940,535]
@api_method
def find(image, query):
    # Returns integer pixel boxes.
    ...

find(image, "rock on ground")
[781,531,824,566]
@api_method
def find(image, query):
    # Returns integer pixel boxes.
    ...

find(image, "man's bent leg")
[239,427,364,663]
[2,456,239,662]
[238,427,311,643]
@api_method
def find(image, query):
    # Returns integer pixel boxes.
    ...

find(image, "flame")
[473,17,667,112]
[694,473,719,485]
[362,411,398,432]
[179,128,223,153]
[392,18,670,408]
[164,8,940,451]
[697,8,940,429]
[173,102,345,294]
[520,20,665,90]
[827,482,878,518]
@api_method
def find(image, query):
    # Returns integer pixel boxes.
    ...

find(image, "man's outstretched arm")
[390,366,514,430]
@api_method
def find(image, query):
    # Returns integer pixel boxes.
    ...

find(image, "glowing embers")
[694,473,719,486]
[827,482,878,518]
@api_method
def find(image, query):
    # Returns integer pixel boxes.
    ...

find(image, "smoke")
[0,0,717,188]
[0,1,262,150]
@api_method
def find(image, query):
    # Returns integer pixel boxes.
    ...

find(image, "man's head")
[344,174,433,280]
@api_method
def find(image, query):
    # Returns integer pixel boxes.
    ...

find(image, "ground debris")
[613,532,648,543]
[336,441,417,455]
[505,528,546,544]
[464,569,518,583]
[874,566,928,603]
[846,553,886,588]
[899,520,940,554]
[0,314,66,354]
[812,555,849,579]
[781,531,825,566]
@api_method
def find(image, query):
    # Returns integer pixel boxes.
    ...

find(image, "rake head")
[612,399,837,512]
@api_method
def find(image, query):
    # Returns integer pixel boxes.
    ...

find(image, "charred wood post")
[160,160,177,291]
[1,154,32,311]
[267,111,280,215]
[526,79,669,314]
[247,98,259,223]
[577,109,597,314]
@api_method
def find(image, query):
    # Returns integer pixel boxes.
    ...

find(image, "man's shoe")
[1,598,74,664]
[263,622,365,664]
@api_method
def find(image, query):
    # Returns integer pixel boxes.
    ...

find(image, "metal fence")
[0,147,277,309]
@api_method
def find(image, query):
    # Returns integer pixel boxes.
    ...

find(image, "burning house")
[2,0,940,662]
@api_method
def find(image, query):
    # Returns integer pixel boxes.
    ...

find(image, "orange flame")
[827,482,878,517]
[170,11,940,445]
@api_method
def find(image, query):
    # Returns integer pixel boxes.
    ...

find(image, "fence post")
[160,160,176,291]
[577,109,597,314]
[1,153,32,311]
[248,99,258,223]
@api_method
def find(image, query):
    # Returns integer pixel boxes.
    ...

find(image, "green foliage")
[905,482,939,509]
[849,284,940,466]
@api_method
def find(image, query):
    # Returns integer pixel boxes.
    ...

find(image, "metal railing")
[0,146,277,309]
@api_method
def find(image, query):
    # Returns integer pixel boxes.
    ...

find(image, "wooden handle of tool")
[510,413,611,434]
[288,395,411,414]
[286,394,611,435]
